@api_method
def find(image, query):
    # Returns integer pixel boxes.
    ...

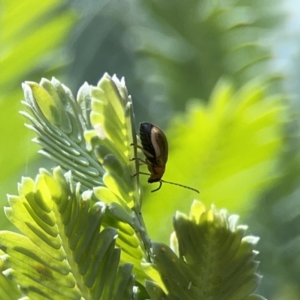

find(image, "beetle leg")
[141,148,155,159]
[131,171,151,178]
[130,157,148,167]
[130,143,144,150]
[130,157,147,164]
[130,143,155,159]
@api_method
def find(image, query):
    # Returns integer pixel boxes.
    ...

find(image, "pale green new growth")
[143,79,285,241]
[21,78,105,191]
[21,75,151,285]
[0,74,266,299]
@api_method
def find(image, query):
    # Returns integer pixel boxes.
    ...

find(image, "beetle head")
[147,164,165,183]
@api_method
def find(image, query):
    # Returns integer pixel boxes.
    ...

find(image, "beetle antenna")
[159,180,200,193]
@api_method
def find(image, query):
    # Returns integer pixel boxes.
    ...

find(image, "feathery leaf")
[21,74,153,286]
[0,167,136,299]
[16,74,269,299]
[21,78,105,191]
[143,78,285,241]
[145,200,264,300]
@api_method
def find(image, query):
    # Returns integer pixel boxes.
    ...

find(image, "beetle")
[131,122,199,193]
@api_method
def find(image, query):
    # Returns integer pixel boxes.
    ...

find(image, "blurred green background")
[1,0,300,299]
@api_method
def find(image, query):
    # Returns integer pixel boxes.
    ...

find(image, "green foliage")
[0,1,297,299]
[143,79,285,242]
[145,201,265,300]
[0,0,75,99]
[0,167,136,300]
[0,254,22,300]
[248,141,300,299]
[0,0,76,230]
[21,75,151,285]
[64,0,282,127]
[21,78,104,191]
[0,74,265,299]
[126,0,282,115]
[87,74,139,208]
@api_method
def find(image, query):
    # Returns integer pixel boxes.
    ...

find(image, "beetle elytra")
[131,122,199,193]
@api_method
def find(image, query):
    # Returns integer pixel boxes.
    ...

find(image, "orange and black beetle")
[131,122,199,193]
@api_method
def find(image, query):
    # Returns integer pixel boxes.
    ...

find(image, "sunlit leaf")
[0,0,76,231]
[0,167,136,299]
[143,79,285,242]
[21,74,153,287]
[145,200,265,300]
[21,78,104,191]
